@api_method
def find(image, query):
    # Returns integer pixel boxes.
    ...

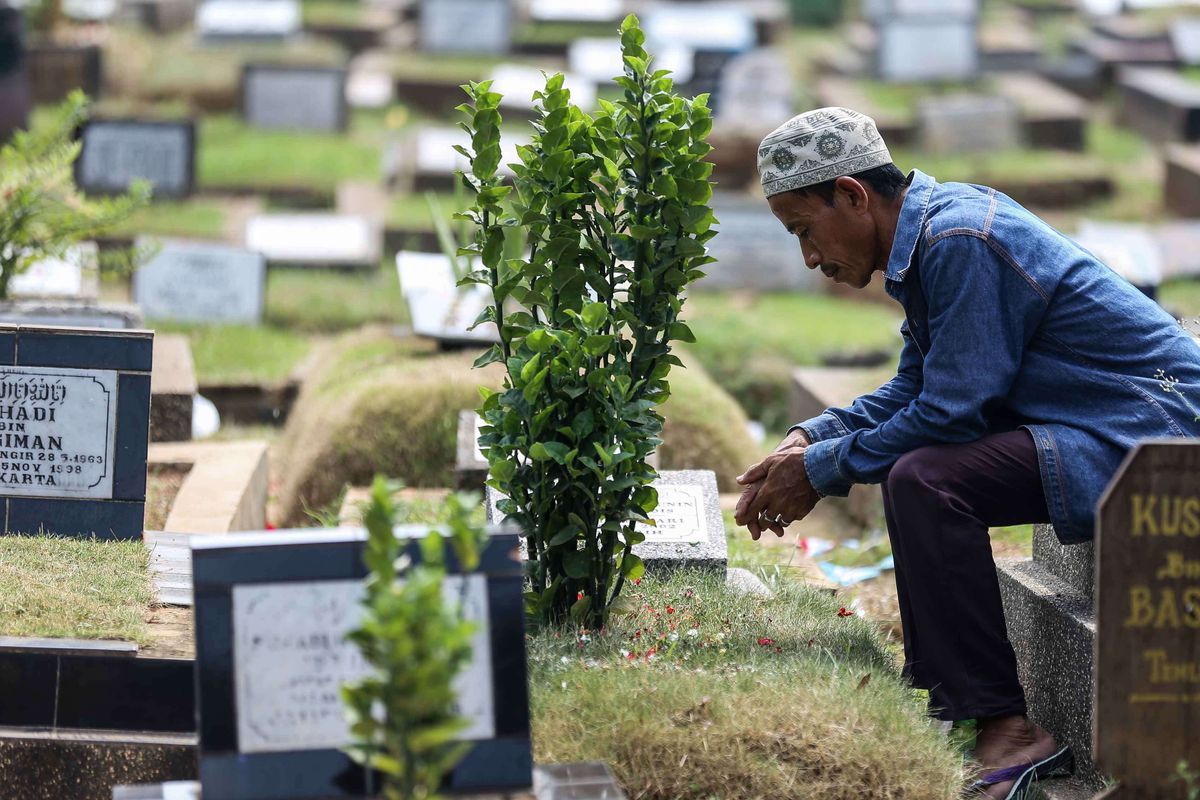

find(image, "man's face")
[766,179,880,289]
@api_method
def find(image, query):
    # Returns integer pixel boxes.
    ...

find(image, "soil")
[144,463,192,531]
[140,605,194,660]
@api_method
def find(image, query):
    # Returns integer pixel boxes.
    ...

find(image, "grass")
[266,266,405,332]
[530,571,966,799]
[108,199,230,240]
[382,49,512,82]
[198,114,382,192]
[0,537,153,644]
[387,192,458,232]
[1162,280,1200,318]
[682,292,902,430]
[151,323,313,384]
[511,20,615,47]
[302,0,372,26]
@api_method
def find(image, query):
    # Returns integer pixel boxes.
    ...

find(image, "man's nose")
[802,244,821,269]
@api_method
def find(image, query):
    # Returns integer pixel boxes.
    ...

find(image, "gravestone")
[994,72,1088,151]
[1073,220,1164,299]
[699,193,822,292]
[62,0,117,21]
[10,243,100,301]
[191,526,532,799]
[863,0,978,17]
[395,250,499,346]
[195,0,302,40]
[568,36,694,84]
[0,302,143,329]
[76,119,195,199]
[486,470,728,574]
[407,127,525,191]
[875,16,978,82]
[1094,442,1200,797]
[241,64,347,133]
[134,240,266,325]
[1171,17,1200,65]
[0,7,29,144]
[245,213,379,269]
[1154,220,1200,280]
[455,410,488,491]
[26,43,101,105]
[1117,68,1200,143]
[642,4,756,53]
[916,94,1020,154]
[714,48,793,133]
[489,63,596,114]
[346,68,393,109]
[419,0,512,54]
[0,324,152,540]
[150,334,196,442]
[529,0,621,22]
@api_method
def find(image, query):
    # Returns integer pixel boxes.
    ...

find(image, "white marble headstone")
[10,243,97,300]
[1171,18,1200,64]
[916,94,1020,154]
[568,37,695,84]
[245,214,378,267]
[637,485,707,544]
[346,70,394,109]
[715,48,793,128]
[196,0,301,39]
[489,64,597,112]
[876,16,977,82]
[62,0,117,21]
[529,0,621,22]
[134,240,266,324]
[232,574,494,754]
[395,251,500,344]
[643,4,756,52]
[420,0,513,54]
[414,128,526,177]
[0,365,119,500]
[1074,220,1165,289]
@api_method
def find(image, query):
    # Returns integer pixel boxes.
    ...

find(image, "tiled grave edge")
[148,440,269,533]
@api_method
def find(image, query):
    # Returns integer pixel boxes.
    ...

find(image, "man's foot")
[969,715,1065,799]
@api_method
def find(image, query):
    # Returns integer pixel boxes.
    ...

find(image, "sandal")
[968,745,1074,799]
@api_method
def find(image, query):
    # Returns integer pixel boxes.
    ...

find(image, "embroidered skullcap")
[758,107,893,198]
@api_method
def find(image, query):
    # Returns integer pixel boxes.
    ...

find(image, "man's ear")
[834,176,870,213]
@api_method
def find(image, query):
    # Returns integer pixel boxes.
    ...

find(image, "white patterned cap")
[758,107,893,198]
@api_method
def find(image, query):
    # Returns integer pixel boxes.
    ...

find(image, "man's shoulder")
[920,180,1005,244]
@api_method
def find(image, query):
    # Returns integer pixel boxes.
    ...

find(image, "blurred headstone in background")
[568,36,694,84]
[0,5,30,145]
[76,118,196,199]
[867,0,979,83]
[643,3,756,114]
[916,94,1020,154]
[61,0,117,22]
[1170,17,1200,65]
[489,62,596,113]
[195,0,301,41]
[420,0,512,54]
[715,48,793,134]
[529,0,621,23]
[700,193,823,293]
[10,242,100,302]
[241,64,348,132]
[122,0,195,34]
[1073,220,1165,300]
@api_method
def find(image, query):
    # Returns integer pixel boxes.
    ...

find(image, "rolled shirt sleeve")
[803,234,1047,497]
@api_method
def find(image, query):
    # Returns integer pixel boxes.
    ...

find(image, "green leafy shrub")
[460,15,717,628]
[342,479,486,800]
[0,91,149,300]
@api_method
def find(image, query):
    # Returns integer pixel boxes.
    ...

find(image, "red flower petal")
[837,607,854,617]
[757,637,775,646]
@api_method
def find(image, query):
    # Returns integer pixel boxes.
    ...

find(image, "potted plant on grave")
[0,90,149,301]
[342,479,487,800]
[459,15,717,628]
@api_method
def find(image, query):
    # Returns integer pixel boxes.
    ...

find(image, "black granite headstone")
[0,7,30,144]
[192,526,532,800]
[0,324,152,540]
[76,118,196,199]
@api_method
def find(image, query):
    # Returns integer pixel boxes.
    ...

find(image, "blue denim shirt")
[797,170,1200,543]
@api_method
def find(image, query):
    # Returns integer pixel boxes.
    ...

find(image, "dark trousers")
[881,429,1050,722]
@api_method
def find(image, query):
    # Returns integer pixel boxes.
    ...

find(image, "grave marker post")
[1094,441,1200,797]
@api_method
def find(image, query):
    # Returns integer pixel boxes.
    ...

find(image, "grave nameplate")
[192,526,532,799]
[529,0,621,22]
[195,0,301,40]
[395,251,500,345]
[916,94,1020,154]
[568,37,695,84]
[412,127,525,187]
[1171,18,1200,65]
[419,0,512,54]
[702,193,822,292]
[76,119,195,199]
[1095,442,1200,796]
[245,214,378,269]
[876,17,978,82]
[643,5,756,53]
[0,325,151,539]
[489,63,597,113]
[134,240,266,325]
[241,64,347,133]
[10,242,98,301]
[715,48,793,130]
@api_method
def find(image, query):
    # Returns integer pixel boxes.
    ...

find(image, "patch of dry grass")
[0,537,153,644]
[530,572,965,800]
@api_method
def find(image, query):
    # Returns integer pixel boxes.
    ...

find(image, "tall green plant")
[457,14,716,628]
[0,91,150,300]
[342,478,487,800]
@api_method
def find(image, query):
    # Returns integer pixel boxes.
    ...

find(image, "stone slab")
[0,302,143,329]
[135,240,266,325]
[486,469,728,574]
[245,213,379,269]
[997,557,1106,790]
[395,250,500,345]
[456,409,488,490]
[490,63,596,113]
[419,0,512,54]
[714,48,793,134]
[568,36,694,84]
[150,335,196,443]
[77,119,195,200]
[916,94,1021,154]
[195,0,301,40]
[643,4,756,53]
[699,193,822,292]
[148,440,269,534]
[1032,523,1094,599]
[241,64,347,133]
[529,0,621,22]
[1117,67,1200,143]
[0,729,196,800]
[875,16,978,83]
[994,72,1088,151]
[1072,220,1164,292]
[11,243,100,301]
[1171,17,1200,65]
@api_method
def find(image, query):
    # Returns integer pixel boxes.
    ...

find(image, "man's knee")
[887,446,952,498]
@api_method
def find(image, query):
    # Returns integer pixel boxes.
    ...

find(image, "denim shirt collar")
[883,169,936,283]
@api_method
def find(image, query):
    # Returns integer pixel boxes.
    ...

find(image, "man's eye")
[797,229,808,240]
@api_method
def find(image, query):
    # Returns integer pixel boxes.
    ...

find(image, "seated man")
[735,107,1200,799]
